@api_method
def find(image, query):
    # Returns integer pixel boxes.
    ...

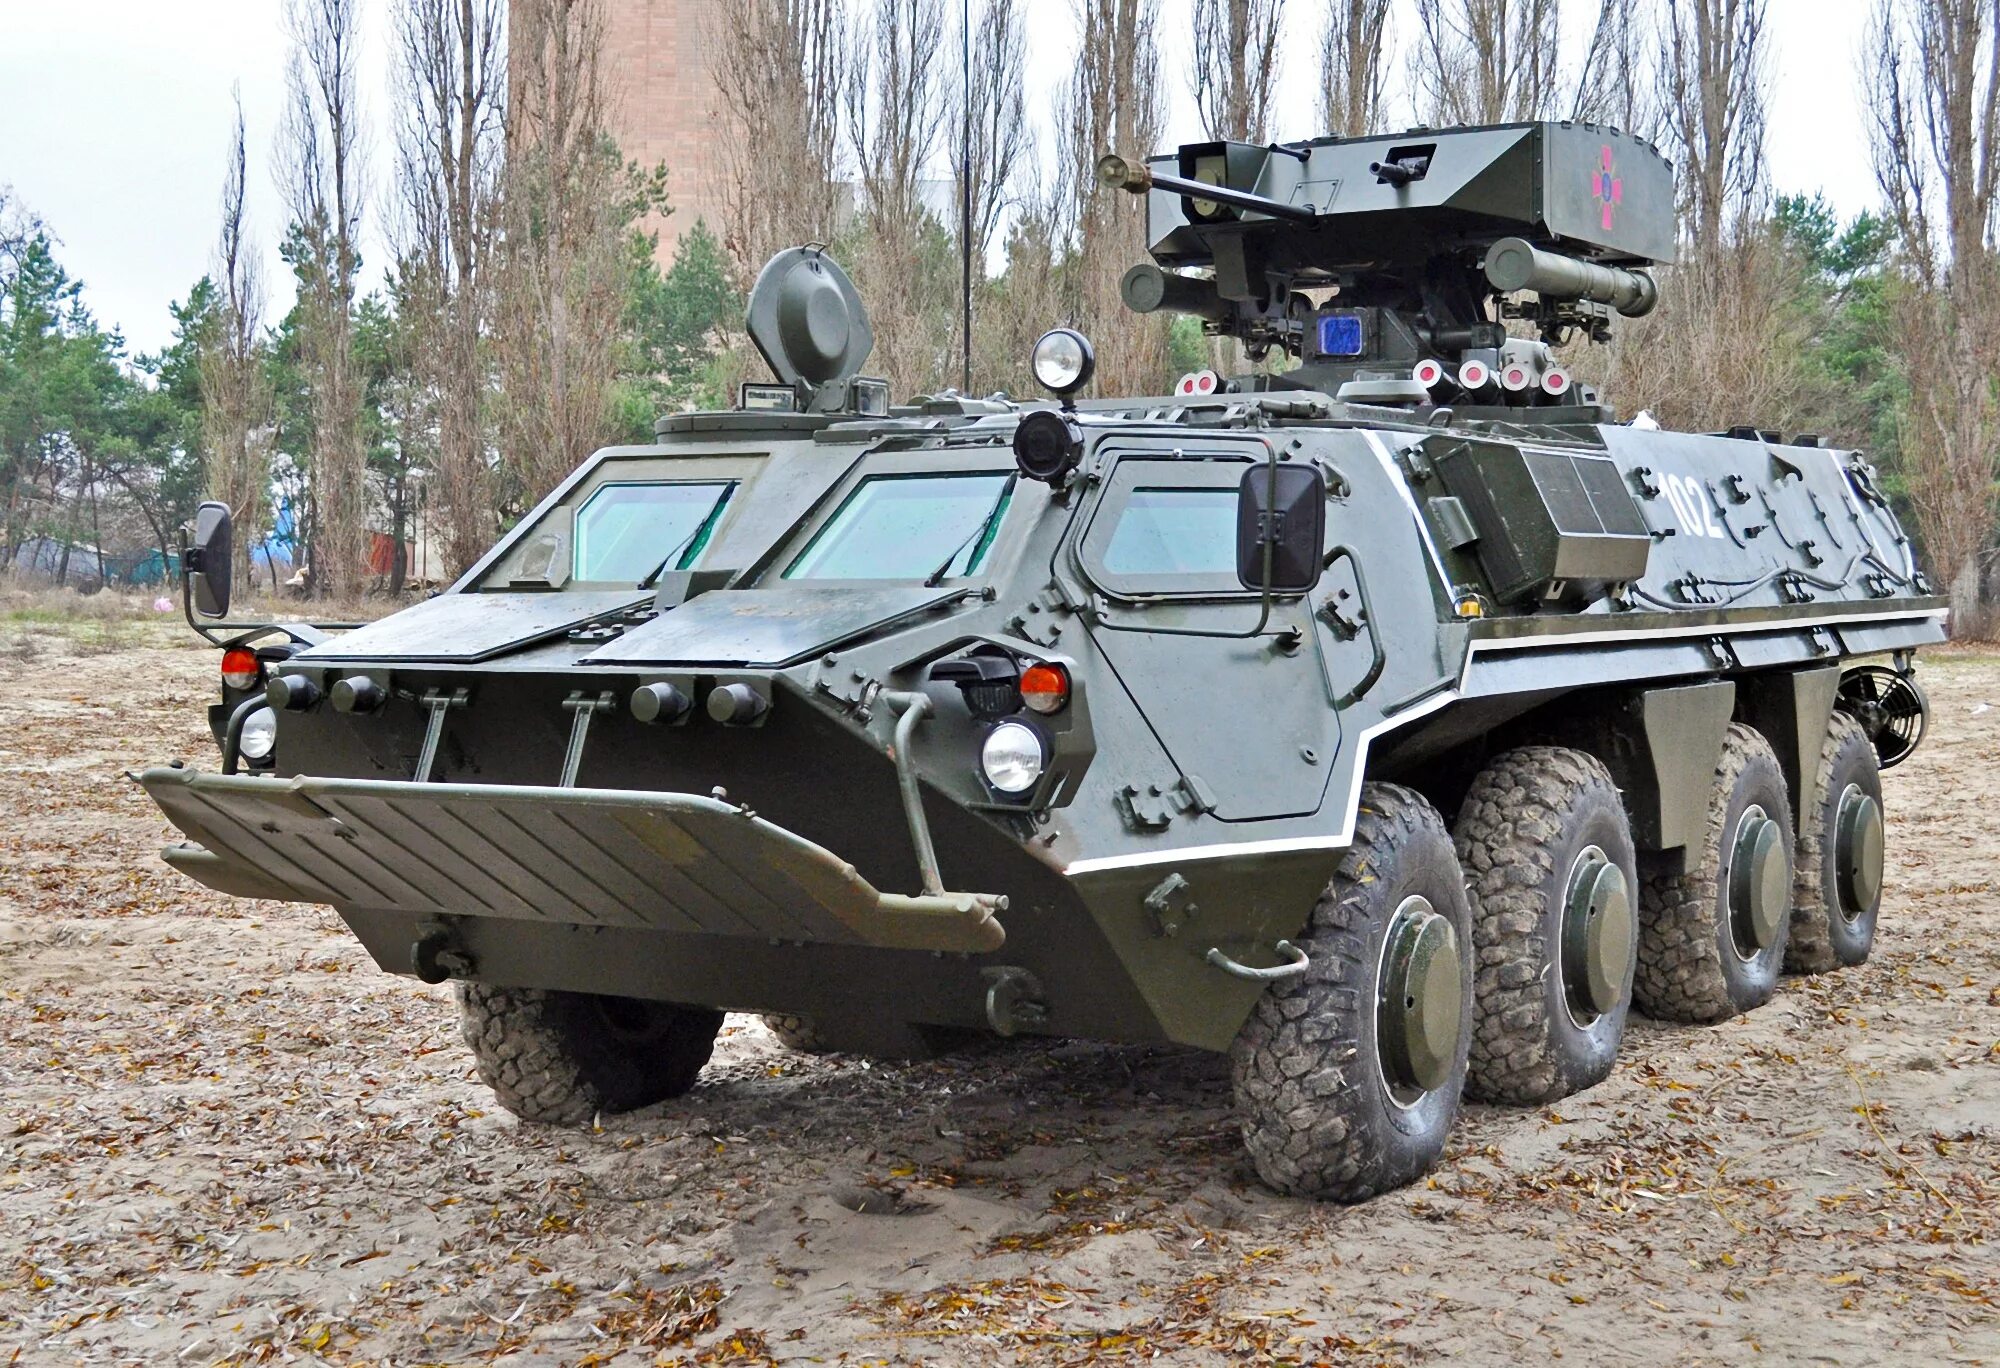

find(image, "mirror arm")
[179,547,230,647]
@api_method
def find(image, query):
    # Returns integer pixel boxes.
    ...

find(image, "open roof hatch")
[744,246,881,415]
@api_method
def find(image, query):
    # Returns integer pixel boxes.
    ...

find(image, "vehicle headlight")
[1031,328,1095,395]
[980,720,1045,795]
[238,706,278,763]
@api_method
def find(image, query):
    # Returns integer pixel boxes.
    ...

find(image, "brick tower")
[591,0,728,264]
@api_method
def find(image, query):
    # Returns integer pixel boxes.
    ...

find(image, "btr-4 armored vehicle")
[147,121,1939,1200]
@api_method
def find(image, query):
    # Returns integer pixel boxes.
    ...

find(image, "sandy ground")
[1,618,1994,1367]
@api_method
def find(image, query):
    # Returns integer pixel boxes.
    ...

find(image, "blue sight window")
[1318,313,1365,357]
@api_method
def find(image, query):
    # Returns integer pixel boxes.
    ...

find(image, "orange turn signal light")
[220,646,260,691]
[1019,662,1069,715]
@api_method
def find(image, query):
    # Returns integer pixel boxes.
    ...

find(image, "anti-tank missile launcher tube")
[1483,237,1659,318]
[1120,264,1230,322]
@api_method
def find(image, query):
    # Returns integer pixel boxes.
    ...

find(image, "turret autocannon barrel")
[1482,237,1659,318]
[1096,154,1317,223]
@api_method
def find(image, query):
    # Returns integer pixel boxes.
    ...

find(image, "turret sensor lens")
[1014,410,1085,484]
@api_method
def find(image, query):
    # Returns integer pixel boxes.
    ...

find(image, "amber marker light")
[1019,662,1070,715]
[220,647,260,691]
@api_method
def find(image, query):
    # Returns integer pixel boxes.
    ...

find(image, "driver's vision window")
[1102,487,1238,575]
[784,472,1013,580]
[573,481,734,583]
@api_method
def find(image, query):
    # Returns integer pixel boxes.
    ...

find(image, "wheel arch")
[1443,679,1740,876]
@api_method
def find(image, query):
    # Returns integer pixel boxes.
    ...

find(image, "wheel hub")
[1728,805,1787,957]
[1561,846,1632,1023]
[1377,896,1462,1101]
[1834,785,1884,919]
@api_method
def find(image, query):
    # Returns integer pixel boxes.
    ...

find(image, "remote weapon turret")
[1098,121,1675,410]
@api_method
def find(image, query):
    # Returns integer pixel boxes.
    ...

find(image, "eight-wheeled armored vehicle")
[146,121,1940,1200]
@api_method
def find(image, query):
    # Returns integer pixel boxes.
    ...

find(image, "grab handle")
[1205,939,1310,983]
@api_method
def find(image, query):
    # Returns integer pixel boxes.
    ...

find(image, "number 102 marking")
[1661,473,1726,539]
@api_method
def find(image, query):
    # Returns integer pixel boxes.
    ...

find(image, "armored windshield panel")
[295,589,651,663]
[578,584,968,667]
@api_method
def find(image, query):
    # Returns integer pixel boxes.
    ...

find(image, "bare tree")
[494,0,644,503]
[840,0,953,396]
[279,0,368,600]
[1570,0,1648,127]
[201,93,274,590]
[848,0,946,226]
[1319,0,1392,136]
[1659,0,1767,257]
[1193,0,1287,142]
[1868,0,2000,625]
[709,0,851,286]
[956,0,1028,264]
[396,0,504,577]
[980,193,1072,396]
[1870,0,1999,282]
[1069,0,1167,395]
[1571,0,1794,442]
[1410,0,1564,125]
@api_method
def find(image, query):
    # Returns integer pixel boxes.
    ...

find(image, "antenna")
[960,0,973,393]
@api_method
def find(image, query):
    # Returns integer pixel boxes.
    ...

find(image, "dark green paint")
[1379,898,1462,1097]
[1837,787,1885,917]
[1562,848,1631,1019]
[1730,807,1789,955]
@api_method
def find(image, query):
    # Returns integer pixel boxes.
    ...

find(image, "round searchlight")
[1031,328,1095,396]
[980,721,1047,796]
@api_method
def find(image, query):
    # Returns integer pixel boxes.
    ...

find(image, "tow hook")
[981,966,1047,1036]
[411,924,476,984]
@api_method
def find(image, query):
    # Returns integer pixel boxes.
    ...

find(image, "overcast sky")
[0,0,1878,357]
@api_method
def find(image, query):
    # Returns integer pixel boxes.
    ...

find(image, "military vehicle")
[144,121,1940,1201]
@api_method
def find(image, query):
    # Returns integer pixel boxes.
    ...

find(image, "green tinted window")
[573,482,733,583]
[1102,488,1238,575]
[785,473,1013,580]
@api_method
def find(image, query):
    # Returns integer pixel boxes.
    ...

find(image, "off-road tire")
[1786,711,1884,973]
[457,984,722,1125]
[1454,747,1639,1105]
[761,1013,834,1054]
[1230,783,1474,1201]
[1634,723,1794,1023]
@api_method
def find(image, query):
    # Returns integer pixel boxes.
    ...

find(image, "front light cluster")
[238,707,278,763]
[979,720,1046,795]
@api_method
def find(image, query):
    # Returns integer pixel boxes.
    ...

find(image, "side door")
[1067,445,1341,822]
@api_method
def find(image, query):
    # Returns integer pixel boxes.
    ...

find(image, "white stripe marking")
[1062,606,1945,876]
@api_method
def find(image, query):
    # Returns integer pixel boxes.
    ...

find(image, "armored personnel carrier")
[146,121,1940,1200]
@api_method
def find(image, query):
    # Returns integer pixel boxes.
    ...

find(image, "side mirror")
[1236,461,1326,594]
[187,501,233,619]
